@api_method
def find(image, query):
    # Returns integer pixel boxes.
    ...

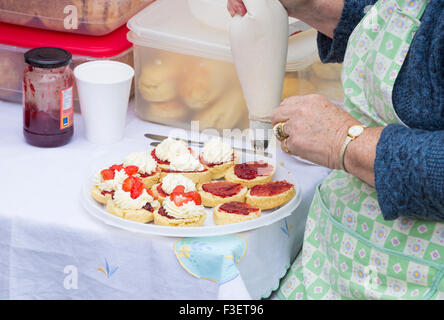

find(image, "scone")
[0,52,24,100]
[213,202,261,225]
[179,59,234,110]
[150,137,190,170]
[193,86,247,130]
[151,173,196,203]
[246,181,296,210]
[35,0,84,32]
[160,153,211,184]
[225,161,275,188]
[199,138,238,179]
[153,188,206,227]
[83,0,132,34]
[138,99,189,122]
[138,57,180,102]
[0,0,35,25]
[122,152,161,189]
[91,165,129,204]
[106,176,160,224]
[198,181,247,207]
[281,76,316,100]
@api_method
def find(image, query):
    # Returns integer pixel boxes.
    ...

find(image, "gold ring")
[282,138,290,153]
[273,122,289,141]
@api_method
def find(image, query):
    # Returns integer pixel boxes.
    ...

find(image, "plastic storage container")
[0,22,134,107]
[128,0,344,131]
[0,0,153,36]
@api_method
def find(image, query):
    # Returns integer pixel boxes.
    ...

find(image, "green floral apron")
[278,0,444,300]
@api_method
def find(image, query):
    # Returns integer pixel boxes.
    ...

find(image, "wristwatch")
[339,124,366,171]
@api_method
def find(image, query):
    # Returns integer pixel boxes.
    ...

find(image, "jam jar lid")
[24,47,72,69]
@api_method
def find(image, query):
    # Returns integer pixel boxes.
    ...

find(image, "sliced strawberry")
[110,164,124,172]
[130,178,144,199]
[101,169,115,181]
[184,191,202,205]
[145,188,158,200]
[122,176,136,192]
[125,165,139,176]
[170,185,185,199]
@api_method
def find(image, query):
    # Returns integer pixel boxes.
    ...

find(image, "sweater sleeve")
[317,0,378,63]
[375,125,444,221]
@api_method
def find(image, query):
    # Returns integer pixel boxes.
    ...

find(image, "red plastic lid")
[0,22,132,58]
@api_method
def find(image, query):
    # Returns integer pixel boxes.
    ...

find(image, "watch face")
[349,125,364,137]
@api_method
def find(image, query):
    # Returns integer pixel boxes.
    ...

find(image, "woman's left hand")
[271,94,360,169]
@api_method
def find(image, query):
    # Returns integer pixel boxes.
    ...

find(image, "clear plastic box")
[128,0,343,131]
[0,23,134,107]
[0,0,153,36]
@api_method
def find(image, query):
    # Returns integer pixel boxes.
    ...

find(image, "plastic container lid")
[0,22,132,58]
[24,47,72,69]
[128,0,318,70]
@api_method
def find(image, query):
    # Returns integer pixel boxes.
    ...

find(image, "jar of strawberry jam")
[23,47,74,147]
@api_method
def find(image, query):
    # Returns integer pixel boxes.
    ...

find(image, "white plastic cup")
[74,60,134,144]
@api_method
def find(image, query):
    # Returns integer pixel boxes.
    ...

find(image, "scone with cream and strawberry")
[91,165,129,204]
[106,176,160,224]
[122,152,161,189]
[199,138,238,179]
[160,153,211,184]
[153,186,206,227]
[150,137,190,170]
[152,173,196,203]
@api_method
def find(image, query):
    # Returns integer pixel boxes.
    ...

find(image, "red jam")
[139,171,155,178]
[234,161,274,180]
[158,206,175,219]
[202,182,242,198]
[23,48,74,148]
[219,202,259,215]
[250,181,293,197]
[151,149,170,165]
[157,184,169,198]
[142,202,154,212]
[100,190,115,199]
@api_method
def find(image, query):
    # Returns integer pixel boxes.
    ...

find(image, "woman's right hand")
[227,0,310,17]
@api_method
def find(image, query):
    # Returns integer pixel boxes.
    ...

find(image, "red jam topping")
[219,202,259,216]
[202,182,242,198]
[250,181,293,197]
[158,206,175,219]
[234,161,274,180]
[139,171,155,178]
[142,202,154,212]
[151,149,170,165]
[157,184,169,198]
[100,190,115,199]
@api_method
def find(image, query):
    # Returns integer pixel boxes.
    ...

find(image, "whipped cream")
[94,169,128,192]
[161,174,196,194]
[162,198,206,219]
[123,152,157,174]
[169,153,204,172]
[113,187,159,210]
[229,0,288,121]
[155,137,189,162]
[201,138,234,164]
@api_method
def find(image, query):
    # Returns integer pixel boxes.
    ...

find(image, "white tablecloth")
[0,100,330,300]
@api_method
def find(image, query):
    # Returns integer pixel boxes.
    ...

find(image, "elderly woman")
[228,0,444,299]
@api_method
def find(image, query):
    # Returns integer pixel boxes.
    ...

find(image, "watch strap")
[339,136,353,171]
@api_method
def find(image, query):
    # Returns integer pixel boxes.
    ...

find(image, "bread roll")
[179,59,235,110]
[193,86,247,130]
[0,0,35,25]
[35,0,84,32]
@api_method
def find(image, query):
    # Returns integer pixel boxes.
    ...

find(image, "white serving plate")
[81,147,301,237]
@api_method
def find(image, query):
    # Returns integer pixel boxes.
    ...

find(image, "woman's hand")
[271,94,383,187]
[271,94,360,170]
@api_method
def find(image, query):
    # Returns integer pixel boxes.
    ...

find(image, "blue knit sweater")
[317,0,444,221]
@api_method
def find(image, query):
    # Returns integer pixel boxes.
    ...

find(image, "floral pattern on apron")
[278,0,444,300]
